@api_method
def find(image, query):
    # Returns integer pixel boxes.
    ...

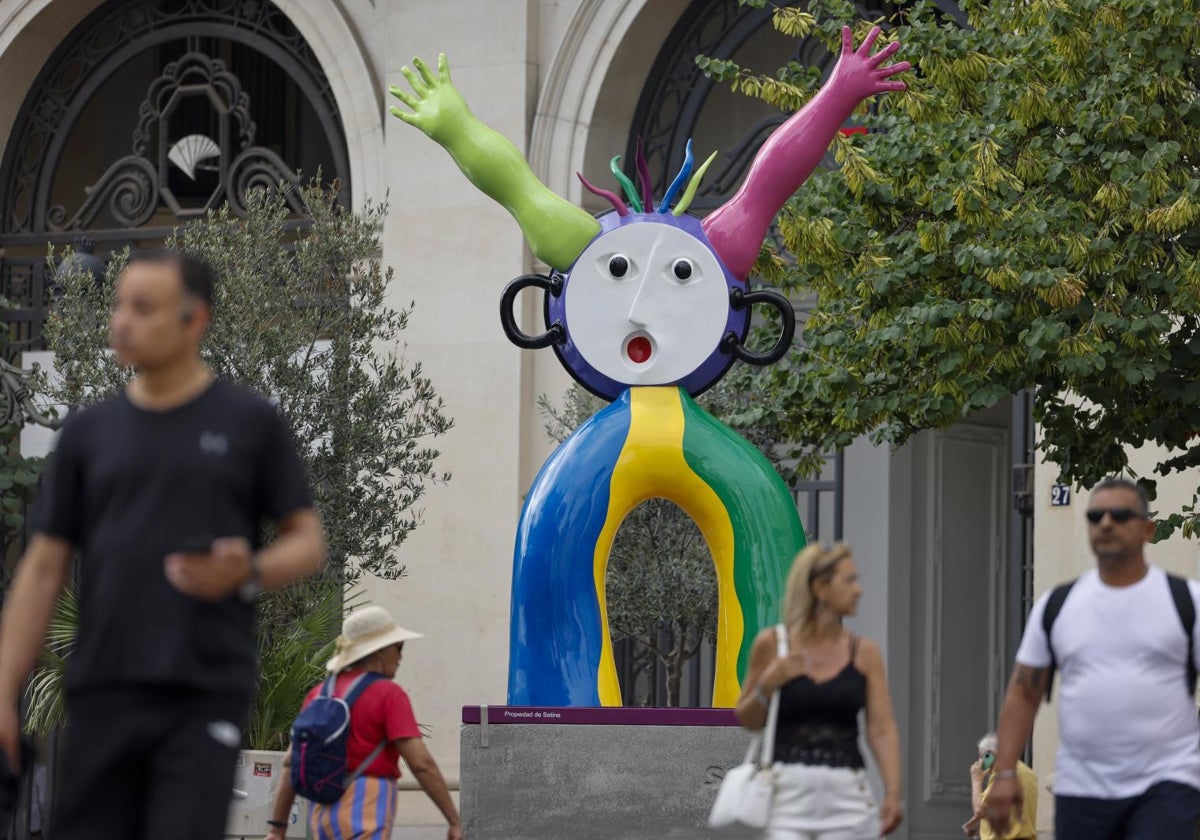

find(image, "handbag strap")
[758,623,789,768]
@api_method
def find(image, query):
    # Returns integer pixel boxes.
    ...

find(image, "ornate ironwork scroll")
[47,51,305,231]
[1,0,348,238]
[0,0,350,352]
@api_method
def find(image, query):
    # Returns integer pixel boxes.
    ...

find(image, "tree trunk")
[666,654,682,707]
[666,622,685,706]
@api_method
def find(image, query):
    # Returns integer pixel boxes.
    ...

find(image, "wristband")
[753,686,770,707]
[239,553,263,603]
[266,819,286,828]
[994,769,1018,780]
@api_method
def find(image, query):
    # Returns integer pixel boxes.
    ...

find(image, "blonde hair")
[782,542,853,634]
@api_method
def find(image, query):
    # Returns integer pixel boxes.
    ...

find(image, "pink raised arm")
[701,26,910,281]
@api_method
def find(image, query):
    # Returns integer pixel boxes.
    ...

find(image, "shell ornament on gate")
[390,27,909,707]
[168,134,221,181]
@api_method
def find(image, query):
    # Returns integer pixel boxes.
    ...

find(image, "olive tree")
[26,182,451,746]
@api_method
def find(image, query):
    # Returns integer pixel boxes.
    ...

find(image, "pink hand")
[701,24,909,282]
[827,26,910,101]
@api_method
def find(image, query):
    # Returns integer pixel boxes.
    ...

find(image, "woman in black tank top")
[734,543,904,838]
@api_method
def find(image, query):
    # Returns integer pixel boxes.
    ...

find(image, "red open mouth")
[626,336,653,364]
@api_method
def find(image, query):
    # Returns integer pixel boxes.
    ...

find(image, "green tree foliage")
[25,183,451,745]
[541,381,790,705]
[0,297,48,561]
[709,0,1200,534]
[45,183,452,578]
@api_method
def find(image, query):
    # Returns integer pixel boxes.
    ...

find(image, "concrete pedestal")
[460,706,756,840]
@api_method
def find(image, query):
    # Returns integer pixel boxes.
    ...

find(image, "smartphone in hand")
[176,534,215,555]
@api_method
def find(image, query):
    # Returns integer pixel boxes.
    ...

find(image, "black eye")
[608,255,629,278]
[672,259,693,281]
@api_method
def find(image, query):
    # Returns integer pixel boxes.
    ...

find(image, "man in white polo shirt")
[988,476,1200,839]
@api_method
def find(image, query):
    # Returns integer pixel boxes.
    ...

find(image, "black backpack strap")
[1167,574,1197,697]
[1042,580,1076,703]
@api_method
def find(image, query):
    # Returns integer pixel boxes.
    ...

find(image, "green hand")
[388,53,600,271]
[389,54,472,145]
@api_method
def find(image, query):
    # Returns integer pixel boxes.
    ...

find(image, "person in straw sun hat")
[265,605,463,840]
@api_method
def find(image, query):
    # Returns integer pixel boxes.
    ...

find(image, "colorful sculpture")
[391,26,908,706]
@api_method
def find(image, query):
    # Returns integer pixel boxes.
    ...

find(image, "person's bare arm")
[0,534,73,767]
[969,761,984,815]
[257,508,326,589]
[733,629,779,730]
[860,637,903,834]
[264,747,296,840]
[986,665,1047,834]
[397,737,462,838]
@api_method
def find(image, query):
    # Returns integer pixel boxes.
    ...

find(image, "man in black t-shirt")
[0,249,326,840]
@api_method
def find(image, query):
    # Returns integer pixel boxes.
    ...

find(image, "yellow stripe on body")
[593,387,744,707]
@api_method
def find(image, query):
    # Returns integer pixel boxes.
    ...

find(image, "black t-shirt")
[32,379,313,696]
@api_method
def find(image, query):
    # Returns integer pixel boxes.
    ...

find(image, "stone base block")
[460,706,757,840]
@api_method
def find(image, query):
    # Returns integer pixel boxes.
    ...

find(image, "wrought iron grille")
[1,0,346,239]
[0,0,350,354]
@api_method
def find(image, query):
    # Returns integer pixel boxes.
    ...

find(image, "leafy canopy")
[709,0,1200,534]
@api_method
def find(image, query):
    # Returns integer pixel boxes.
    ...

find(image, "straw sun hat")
[325,605,424,673]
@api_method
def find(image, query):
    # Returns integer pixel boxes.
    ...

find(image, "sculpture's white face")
[562,222,731,386]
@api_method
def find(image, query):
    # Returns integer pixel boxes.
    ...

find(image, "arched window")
[0,0,350,355]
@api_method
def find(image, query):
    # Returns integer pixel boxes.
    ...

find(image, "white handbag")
[708,623,789,830]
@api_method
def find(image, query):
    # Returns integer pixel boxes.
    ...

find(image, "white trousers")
[762,763,879,840]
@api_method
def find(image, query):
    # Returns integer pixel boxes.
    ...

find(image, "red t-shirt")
[301,670,421,779]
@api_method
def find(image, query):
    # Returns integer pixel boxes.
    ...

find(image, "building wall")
[368,1,537,821]
[352,0,690,825]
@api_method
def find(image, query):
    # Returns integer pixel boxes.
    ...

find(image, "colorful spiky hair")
[576,137,719,218]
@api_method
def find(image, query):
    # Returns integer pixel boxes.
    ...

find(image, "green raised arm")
[390,54,600,271]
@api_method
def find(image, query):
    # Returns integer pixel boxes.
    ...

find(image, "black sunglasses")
[1085,507,1144,525]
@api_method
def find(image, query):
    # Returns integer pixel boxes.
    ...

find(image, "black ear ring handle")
[499,273,564,350]
[720,287,796,366]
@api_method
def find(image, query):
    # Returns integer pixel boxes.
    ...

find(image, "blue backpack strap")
[341,671,386,707]
[1042,579,1076,703]
[339,672,390,784]
[347,741,389,785]
[1167,574,1197,696]
[319,674,338,698]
